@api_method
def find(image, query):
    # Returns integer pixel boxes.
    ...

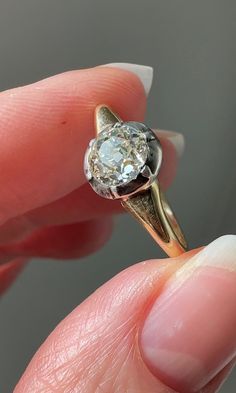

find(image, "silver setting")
[84,121,162,200]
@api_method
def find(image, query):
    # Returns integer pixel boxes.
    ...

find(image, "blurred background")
[0,1,235,391]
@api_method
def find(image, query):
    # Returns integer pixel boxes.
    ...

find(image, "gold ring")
[84,105,187,257]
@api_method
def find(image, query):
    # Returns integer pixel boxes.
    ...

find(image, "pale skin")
[0,66,235,392]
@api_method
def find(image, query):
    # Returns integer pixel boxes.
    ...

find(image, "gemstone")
[88,122,148,187]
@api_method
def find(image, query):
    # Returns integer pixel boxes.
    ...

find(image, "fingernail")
[141,235,236,393]
[102,63,153,95]
[155,129,185,157]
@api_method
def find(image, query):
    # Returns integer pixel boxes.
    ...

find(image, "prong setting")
[84,121,162,200]
[141,164,152,178]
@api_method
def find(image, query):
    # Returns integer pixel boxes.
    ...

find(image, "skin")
[0,66,234,392]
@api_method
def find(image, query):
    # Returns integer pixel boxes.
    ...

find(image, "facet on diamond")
[88,123,148,187]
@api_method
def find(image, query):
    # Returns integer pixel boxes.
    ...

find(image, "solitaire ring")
[84,105,187,257]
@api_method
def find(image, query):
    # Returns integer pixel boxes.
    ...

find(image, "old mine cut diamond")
[88,123,148,187]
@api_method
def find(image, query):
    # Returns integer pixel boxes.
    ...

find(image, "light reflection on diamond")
[88,123,148,187]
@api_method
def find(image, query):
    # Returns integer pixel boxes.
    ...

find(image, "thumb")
[15,235,236,393]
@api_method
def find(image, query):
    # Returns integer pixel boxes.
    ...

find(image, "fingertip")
[141,235,236,393]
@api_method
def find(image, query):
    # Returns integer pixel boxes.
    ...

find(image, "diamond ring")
[84,105,187,257]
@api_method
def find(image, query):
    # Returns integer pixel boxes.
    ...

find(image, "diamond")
[88,123,148,187]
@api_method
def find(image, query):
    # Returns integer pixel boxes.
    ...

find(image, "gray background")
[0,0,235,392]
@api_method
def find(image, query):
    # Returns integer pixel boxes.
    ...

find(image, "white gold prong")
[86,171,93,181]
[89,138,96,148]
[141,165,152,178]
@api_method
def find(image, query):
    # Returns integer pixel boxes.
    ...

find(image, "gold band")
[122,180,187,257]
[93,105,187,257]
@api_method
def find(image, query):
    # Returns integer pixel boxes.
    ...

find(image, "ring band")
[84,105,187,257]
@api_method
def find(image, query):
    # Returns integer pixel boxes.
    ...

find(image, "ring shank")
[121,181,187,257]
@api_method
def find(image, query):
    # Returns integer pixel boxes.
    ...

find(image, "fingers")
[15,235,236,393]
[0,65,147,225]
[0,62,184,267]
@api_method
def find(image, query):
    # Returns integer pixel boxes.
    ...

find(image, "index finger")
[0,64,149,224]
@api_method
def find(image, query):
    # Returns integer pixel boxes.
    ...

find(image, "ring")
[84,105,187,257]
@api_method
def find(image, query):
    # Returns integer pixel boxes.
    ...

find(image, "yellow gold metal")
[122,181,187,257]
[95,105,187,257]
[95,105,121,135]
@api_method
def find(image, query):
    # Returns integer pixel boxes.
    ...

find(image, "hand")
[0,64,234,392]
[0,63,177,291]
